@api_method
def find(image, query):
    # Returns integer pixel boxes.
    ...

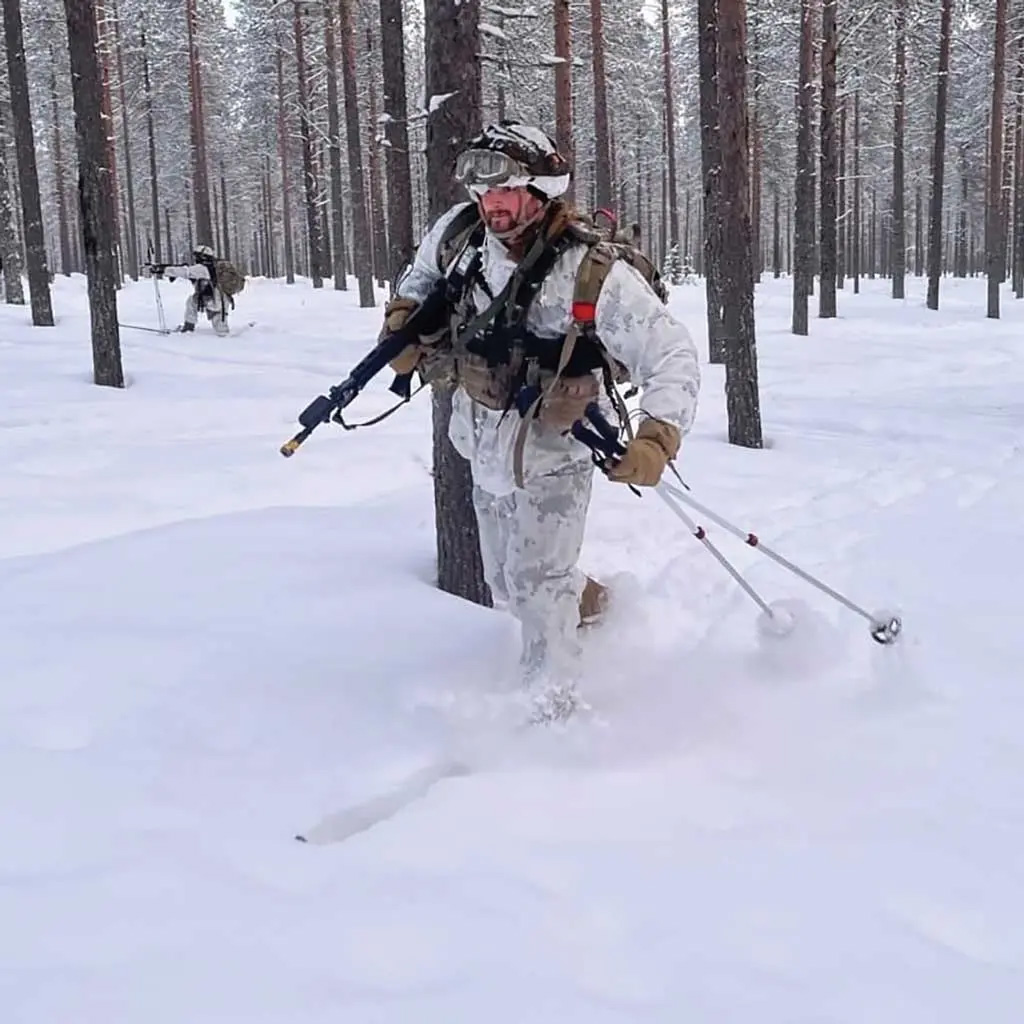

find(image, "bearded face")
[475,186,546,241]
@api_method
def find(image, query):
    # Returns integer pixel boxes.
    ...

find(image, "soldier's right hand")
[381,295,423,373]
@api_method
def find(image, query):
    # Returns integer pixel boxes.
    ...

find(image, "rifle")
[279,281,449,458]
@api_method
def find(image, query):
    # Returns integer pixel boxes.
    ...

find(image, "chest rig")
[433,204,636,485]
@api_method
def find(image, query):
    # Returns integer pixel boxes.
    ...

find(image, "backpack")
[214,259,246,297]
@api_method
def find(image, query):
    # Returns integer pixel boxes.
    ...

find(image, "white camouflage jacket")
[396,202,701,496]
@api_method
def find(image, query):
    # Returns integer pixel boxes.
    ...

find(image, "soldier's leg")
[180,292,198,332]
[471,484,513,606]
[503,461,594,681]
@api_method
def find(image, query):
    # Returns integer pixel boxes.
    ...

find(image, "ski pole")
[572,403,902,645]
[571,410,787,627]
[657,479,901,643]
[654,483,776,619]
[147,239,168,333]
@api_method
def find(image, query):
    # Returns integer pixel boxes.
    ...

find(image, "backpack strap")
[570,242,636,440]
[437,203,484,274]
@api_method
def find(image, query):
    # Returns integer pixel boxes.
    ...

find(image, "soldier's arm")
[391,202,475,303]
[593,261,701,437]
[160,263,211,283]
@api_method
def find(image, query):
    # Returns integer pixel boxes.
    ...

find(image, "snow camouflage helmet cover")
[455,121,571,200]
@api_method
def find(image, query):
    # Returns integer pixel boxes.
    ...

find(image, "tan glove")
[607,417,681,487]
[381,296,422,374]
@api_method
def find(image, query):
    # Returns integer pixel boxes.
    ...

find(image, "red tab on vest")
[572,300,597,323]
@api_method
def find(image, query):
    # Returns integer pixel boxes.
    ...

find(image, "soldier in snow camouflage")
[380,120,701,707]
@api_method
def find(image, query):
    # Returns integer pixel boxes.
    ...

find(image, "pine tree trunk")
[424,0,490,608]
[718,0,762,448]
[837,96,846,289]
[1014,34,1024,298]
[338,0,375,306]
[141,26,161,262]
[956,146,968,278]
[853,89,862,293]
[365,28,388,287]
[379,0,414,281]
[275,36,295,284]
[111,0,137,279]
[916,186,924,275]
[772,188,780,278]
[819,0,838,318]
[2,0,53,324]
[749,0,761,283]
[660,0,680,264]
[185,0,212,246]
[891,0,906,299]
[47,54,71,277]
[64,0,123,387]
[0,113,24,302]
[220,165,230,261]
[792,0,814,334]
[95,0,122,278]
[927,0,953,309]
[590,0,612,210]
[987,0,1008,318]
[553,0,573,202]
[293,0,323,288]
[697,0,725,362]
[323,0,348,289]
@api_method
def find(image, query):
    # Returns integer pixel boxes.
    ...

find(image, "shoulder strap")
[570,241,619,324]
[437,203,483,273]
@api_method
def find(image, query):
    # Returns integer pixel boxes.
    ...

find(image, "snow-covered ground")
[2,270,1022,1022]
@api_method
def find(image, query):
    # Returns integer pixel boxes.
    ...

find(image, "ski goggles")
[454,149,532,191]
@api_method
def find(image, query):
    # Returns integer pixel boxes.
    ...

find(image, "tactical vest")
[427,202,666,484]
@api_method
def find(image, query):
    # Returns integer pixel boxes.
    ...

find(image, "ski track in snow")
[1,273,1023,1022]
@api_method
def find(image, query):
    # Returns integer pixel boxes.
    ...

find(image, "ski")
[295,758,470,845]
[119,322,171,335]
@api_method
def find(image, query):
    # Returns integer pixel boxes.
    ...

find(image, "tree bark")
[63,0,124,387]
[792,0,814,334]
[111,0,137,279]
[140,26,161,262]
[275,35,295,284]
[891,0,907,299]
[987,0,1008,318]
[590,0,612,210]
[365,25,389,286]
[293,0,323,287]
[853,88,860,293]
[553,0,574,202]
[926,0,953,310]
[338,0,375,306]
[697,0,725,361]
[2,0,54,324]
[185,0,212,246]
[718,0,762,448]
[0,106,24,302]
[660,0,680,267]
[323,0,348,288]
[819,0,837,318]
[424,0,490,608]
[379,0,414,281]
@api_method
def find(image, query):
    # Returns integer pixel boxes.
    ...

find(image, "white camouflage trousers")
[472,460,594,682]
[185,289,229,336]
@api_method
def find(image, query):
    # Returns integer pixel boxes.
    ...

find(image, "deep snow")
[1,270,1022,1022]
